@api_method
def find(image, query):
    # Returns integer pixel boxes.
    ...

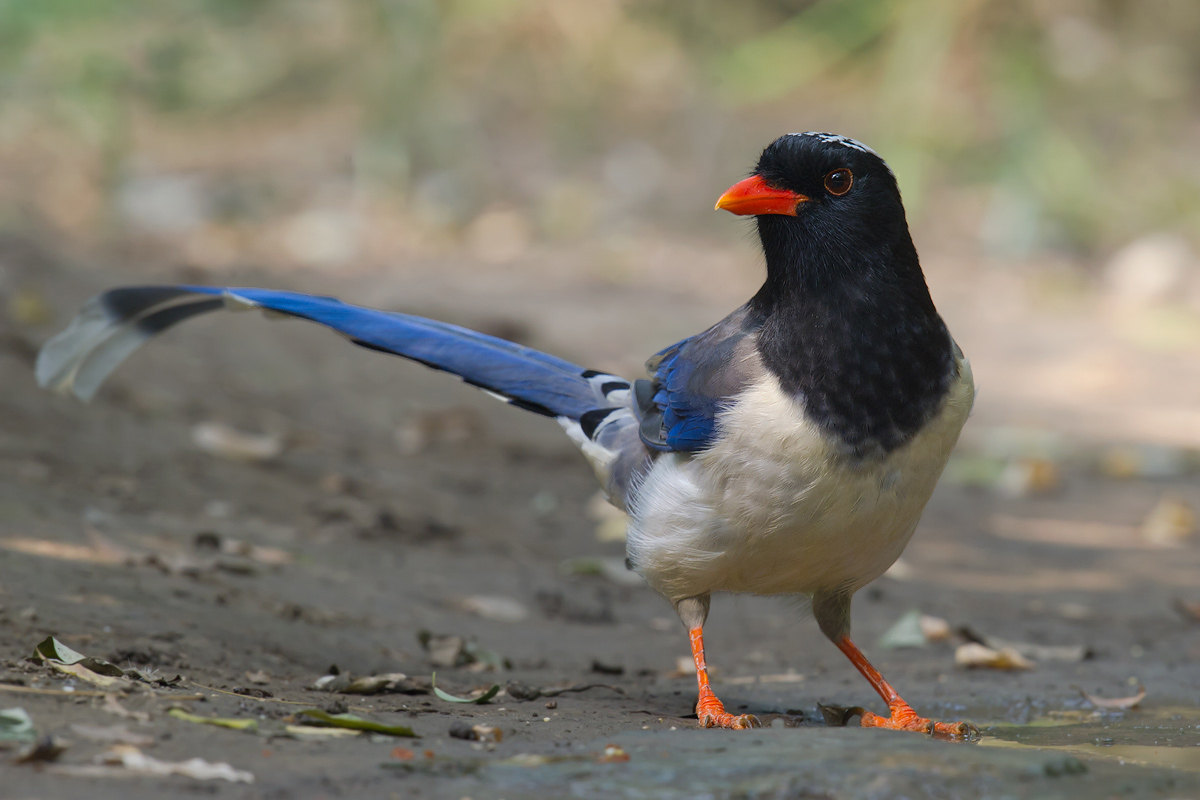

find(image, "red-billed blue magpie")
[37,133,976,738]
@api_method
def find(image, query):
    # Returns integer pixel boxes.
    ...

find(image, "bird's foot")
[859,703,978,741]
[696,692,760,730]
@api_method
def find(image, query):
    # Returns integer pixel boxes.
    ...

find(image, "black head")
[718,132,919,299]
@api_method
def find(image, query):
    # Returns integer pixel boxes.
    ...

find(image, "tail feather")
[37,283,654,516]
[36,285,633,422]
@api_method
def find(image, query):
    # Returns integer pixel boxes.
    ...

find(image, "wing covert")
[635,305,765,452]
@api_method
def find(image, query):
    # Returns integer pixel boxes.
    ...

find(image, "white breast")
[626,354,974,603]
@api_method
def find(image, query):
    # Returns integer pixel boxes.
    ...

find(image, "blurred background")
[1,6,1200,781]
[3,1,1200,251]
[2,0,1200,480]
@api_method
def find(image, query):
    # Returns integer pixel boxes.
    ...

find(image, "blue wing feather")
[636,305,764,453]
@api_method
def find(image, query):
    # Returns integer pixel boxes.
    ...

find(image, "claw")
[698,708,761,730]
[696,689,760,730]
[860,705,979,742]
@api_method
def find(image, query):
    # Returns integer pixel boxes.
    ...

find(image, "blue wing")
[635,305,765,452]
[36,286,630,421]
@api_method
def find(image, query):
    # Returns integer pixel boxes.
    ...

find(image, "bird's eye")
[824,169,853,196]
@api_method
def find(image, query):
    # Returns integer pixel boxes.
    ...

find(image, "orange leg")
[836,636,976,739]
[689,626,759,729]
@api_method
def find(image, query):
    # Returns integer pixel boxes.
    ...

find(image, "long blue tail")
[36,286,632,423]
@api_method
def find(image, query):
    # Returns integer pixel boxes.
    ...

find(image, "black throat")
[750,214,957,458]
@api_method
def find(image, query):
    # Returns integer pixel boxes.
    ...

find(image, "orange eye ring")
[824,169,853,196]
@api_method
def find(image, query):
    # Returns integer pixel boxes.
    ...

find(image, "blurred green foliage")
[0,0,1197,256]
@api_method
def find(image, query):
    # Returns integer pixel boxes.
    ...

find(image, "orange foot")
[696,691,760,730]
[860,702,978,741]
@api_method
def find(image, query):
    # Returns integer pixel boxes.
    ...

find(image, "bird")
[36,132,976,739]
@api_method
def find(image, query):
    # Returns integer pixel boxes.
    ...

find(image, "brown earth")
[1,233,1199,799]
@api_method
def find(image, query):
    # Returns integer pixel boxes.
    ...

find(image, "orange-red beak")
[715,175,809,216]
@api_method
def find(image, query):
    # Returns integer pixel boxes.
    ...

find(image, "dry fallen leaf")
[818,703,868,728]
[98,744,254,782]
[449,722,502,744]
[102,695,150,723]
[284,725,361,738]
[997,458,1060,498]
[1099,444,1188,479]
[216,538,294,566]
[0,707,35,744]
[16,735,68,764]
[958,627,1089,663]
[432,674,501,705]
[422,634,468,668]
[9,287,53,326]
[586,492,629,542]
[954,642,1035,670]
[295,709,417,737]
[1174,599,1200,623]
[0,535,128,565]
[244,670,271,686]
[1057,603,1093,621]
[504,681,625,699]
[919,615,952,641]
[669,655,696,679]
[167,708,257,731]
[416,631,506,671]
[69,723,155,748]
[724,671,805,686]
[878,610,927,649]
[395,407,486,454]
[453,595,529,624]
[1139,495,1196,546]
[882,558,916,581]
[47,662,125,689]
[191,422,284,462]
[559,556,644,587]
[599,744,629,763]
[339,673,429,696]
[1076,683,1146,710]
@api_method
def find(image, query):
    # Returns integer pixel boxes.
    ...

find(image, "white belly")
[626,358,974,603]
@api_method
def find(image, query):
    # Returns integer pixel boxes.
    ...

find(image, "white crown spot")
[787,132,893,175]
[789,132,879,156]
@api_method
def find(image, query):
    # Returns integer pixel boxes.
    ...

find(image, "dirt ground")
[2,232,1200,799]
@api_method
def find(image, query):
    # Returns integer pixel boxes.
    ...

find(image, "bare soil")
[2,236,1199,799]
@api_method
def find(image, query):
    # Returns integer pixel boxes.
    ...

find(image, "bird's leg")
[835,635,977,739]
[675,595,758,730]
[689,626,760,730]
